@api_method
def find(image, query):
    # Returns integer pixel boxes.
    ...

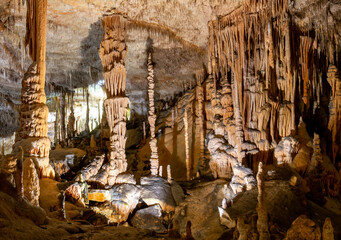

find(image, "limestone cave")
[0,0,341,239]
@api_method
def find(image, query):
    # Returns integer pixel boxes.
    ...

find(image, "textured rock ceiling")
[1,0,340,103]
[0,0,240,102]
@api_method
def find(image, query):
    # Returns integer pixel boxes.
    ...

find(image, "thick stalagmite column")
[99,13,129,184]
[147,53,159,175]
[13,0,54,179]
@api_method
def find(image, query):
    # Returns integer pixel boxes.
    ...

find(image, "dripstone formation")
[99,13,129,185]
[147,53,159,176]
[13,0,54,179]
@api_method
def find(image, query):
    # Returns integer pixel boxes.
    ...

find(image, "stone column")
[67,92,75,139]
[13,0,54,179]
[184,108,190,180]
[99,13,129,184]
[147,53,159,175]
[195,70,205,174]
[60,89,66,145]
[327,65,341,164]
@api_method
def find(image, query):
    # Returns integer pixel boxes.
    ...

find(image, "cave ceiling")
[0,0,341,103]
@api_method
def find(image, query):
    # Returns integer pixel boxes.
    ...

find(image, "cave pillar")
[13,0,54,179]
[67,92,75,139]
[327,65,341,164]
[99,13,129,183]
[195,70,205,174]
[60,89,66,146]
[147,53,159,175]
[184,108,190,180]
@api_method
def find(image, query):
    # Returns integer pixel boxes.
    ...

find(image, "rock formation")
[147,53,159,175]
[327,65,341,164]
[99,13,129,185]
[67,92,75,139]
[13,0,54,180]
[60,90,66,146]
[184,108,190,180]
[256,162,270,240]
[23,158,40,206]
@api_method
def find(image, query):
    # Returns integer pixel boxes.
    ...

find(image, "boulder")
[284,215,321,240]
[131,204,166,233]
[65,182,85,207]
[140,176,176,212]
[80,154,105,181]
[50,148,86,176]
[88,189,111,202]
[115,172,136,185]
[170,181,185,205]
[93,184,140,223]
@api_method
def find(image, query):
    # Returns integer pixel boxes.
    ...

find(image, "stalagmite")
[322,217,334,240]
[147,53,159,175]
[23,158,40,206]
[256,162,270,240]
[13,0,54,180]
[99,13,129,185]
[167,164,172,183]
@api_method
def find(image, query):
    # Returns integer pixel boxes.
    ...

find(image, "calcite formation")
[147,53,159,175]
[67,93,75,139]
[99,13,129,185]
[23,158,40,206]
[184,109,190,180]
[327,65,341,164]
[13,0,54,179]
[256,162,270,240]
[60,90,66,145]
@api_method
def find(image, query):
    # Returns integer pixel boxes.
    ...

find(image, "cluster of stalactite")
[99,13,129,185]
[147,53,159,176]
[13,0,54,181]
[206,0,341,173]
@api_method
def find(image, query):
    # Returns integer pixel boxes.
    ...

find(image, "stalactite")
[300,36,314,106]
[99,13,129,185]
[147,53,159,176]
